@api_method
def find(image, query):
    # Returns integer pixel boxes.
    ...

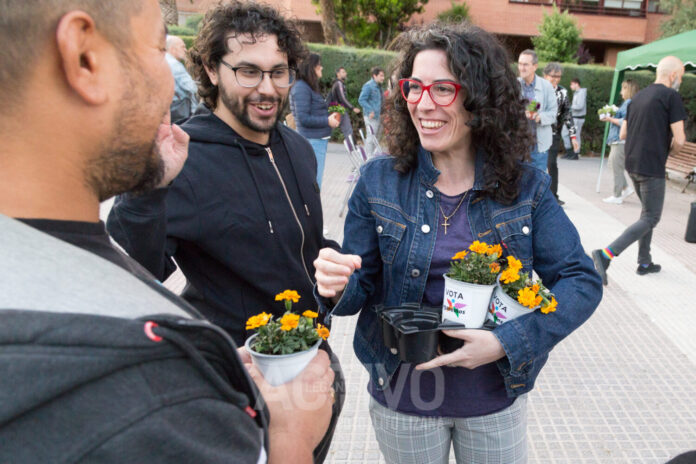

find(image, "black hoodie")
[107,113,339,345]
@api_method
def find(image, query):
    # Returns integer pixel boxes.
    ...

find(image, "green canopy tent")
[595,29,696,192]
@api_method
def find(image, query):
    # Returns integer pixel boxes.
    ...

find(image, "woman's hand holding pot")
[314,248,362,300]
[415,329,506,371]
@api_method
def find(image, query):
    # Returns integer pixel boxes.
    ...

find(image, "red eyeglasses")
[399,78,462,106]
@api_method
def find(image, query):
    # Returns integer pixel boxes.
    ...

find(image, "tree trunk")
[159,0,179,25]
[318,0,340,44]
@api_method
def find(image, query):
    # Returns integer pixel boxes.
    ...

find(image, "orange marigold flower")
[451,250,468,260]
[316,324,330,340]
[468,240,489,254]
[531,284,540,294]
[500,268,520,284]
[489,262,501,273]
[487,244,503,257]
[506,255,523,273]
[517,287,540,309]
[246,312,272,330]
[302,310,319,318]
[275,290,301,303]
[541,297,558,314]
[280,313,300,331]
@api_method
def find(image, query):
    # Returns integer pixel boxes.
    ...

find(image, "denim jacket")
[606,99,631,145]
[318,146,602,397]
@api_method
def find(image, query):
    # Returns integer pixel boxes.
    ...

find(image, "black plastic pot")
[395,317,441,364]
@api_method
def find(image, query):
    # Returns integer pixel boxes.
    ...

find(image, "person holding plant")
[602,79,639,204]
[313,22,602,463]
[290,53,341,188]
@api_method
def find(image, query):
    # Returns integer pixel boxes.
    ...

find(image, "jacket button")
[378,377,385,386]
[426,190,434,198]
[390,347,398,355]
[421,224,431,234]
[411,269,421,278]
[376,225,384,233]
[522,226,530,235]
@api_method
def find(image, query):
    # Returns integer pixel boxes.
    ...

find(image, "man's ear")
[204,63,219,86]
[55,11,110,105]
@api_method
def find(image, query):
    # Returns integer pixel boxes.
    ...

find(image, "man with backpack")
[327,66,361,140]
[0,1,334,462]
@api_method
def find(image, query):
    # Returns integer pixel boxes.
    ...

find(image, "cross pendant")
[442,218,450,235]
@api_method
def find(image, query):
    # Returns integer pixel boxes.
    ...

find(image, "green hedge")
[176,35,195,49]
[547,63,696,154]
[308,43,396,142]
[170,39,696,149]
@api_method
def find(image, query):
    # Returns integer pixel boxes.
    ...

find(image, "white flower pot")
[244,334,322,386]
[487,278,537,325]
[441,274,496,328]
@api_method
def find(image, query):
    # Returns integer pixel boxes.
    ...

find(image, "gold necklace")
[439,191,469,235]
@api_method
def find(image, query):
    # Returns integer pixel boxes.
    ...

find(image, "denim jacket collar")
[416,145,488,191]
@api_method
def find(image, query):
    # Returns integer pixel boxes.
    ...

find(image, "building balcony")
[508,0,666,18]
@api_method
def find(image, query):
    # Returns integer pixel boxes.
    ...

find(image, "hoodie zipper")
[265,147,314,286]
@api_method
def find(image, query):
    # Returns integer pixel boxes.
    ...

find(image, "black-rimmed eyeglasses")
[399,78,462,106]
[220,60,296,88]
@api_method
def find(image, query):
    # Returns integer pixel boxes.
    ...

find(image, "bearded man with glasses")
[107,4,344,461]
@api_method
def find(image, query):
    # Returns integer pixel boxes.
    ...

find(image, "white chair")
[340,136,365,218]
[365,123,384,157]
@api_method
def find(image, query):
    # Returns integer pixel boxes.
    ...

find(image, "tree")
[531,5,582,63]
[159,0,178,25]
[660,0,696,38]
[437,1,470,24]
[312,0,428,48]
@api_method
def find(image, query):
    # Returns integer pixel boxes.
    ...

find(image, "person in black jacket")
[106,2,345,462]
[0,0,335,463]
[328,66,361,140]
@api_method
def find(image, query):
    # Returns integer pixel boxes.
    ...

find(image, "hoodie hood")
[181,111,283,156]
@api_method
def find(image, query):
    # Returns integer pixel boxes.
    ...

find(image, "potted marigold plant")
[488,256,558,325]
[442,241,503,327]
[244,290,330,386]
[327,102,346,115]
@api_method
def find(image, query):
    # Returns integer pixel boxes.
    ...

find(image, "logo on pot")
[445,298,466,317]
[489,297,507,324]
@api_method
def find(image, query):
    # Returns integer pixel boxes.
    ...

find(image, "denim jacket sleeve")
[492,176,603,375]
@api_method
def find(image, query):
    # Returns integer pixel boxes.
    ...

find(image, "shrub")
[185,14,204,32]
[532,5,582,64]
[168,25,196,36]
[176,35,195,49]
[437,1,471,23]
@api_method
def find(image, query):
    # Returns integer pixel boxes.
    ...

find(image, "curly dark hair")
[385,22,534,204]
[188,1,307,110]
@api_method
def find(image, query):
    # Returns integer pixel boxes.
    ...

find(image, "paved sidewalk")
[318,144,696,463]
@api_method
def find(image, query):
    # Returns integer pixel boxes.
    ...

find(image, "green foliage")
[446,244,502,286]
[250,313,321,355]
[524,63,696,153]
[437,1,470,23]
[307,43,396,139]
[660,0,696,38]
[531,5,582,64]
[168,24,196,36]
[176,35,195,49]
[185,14,204,32]
[313,0,428,48]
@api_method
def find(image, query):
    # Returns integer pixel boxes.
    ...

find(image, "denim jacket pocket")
[370,211,406,265]
[495,215,533,266]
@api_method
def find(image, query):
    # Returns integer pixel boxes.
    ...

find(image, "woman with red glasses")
[313,22,602,463]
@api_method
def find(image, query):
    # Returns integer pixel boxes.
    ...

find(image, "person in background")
[517,49,557,172]
[166,35,198,122]
[106,3,344,461]
[290,53,341,188]
[327,66,361,141]
[359,66,385,156]
[602,79,639,204]
[0,0,334,462]
[543,62,579,206]
[593,56,687,285]
[314,22,602,464]
[564,77,586,159]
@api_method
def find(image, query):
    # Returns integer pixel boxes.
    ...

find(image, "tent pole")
[596,68,623,193]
